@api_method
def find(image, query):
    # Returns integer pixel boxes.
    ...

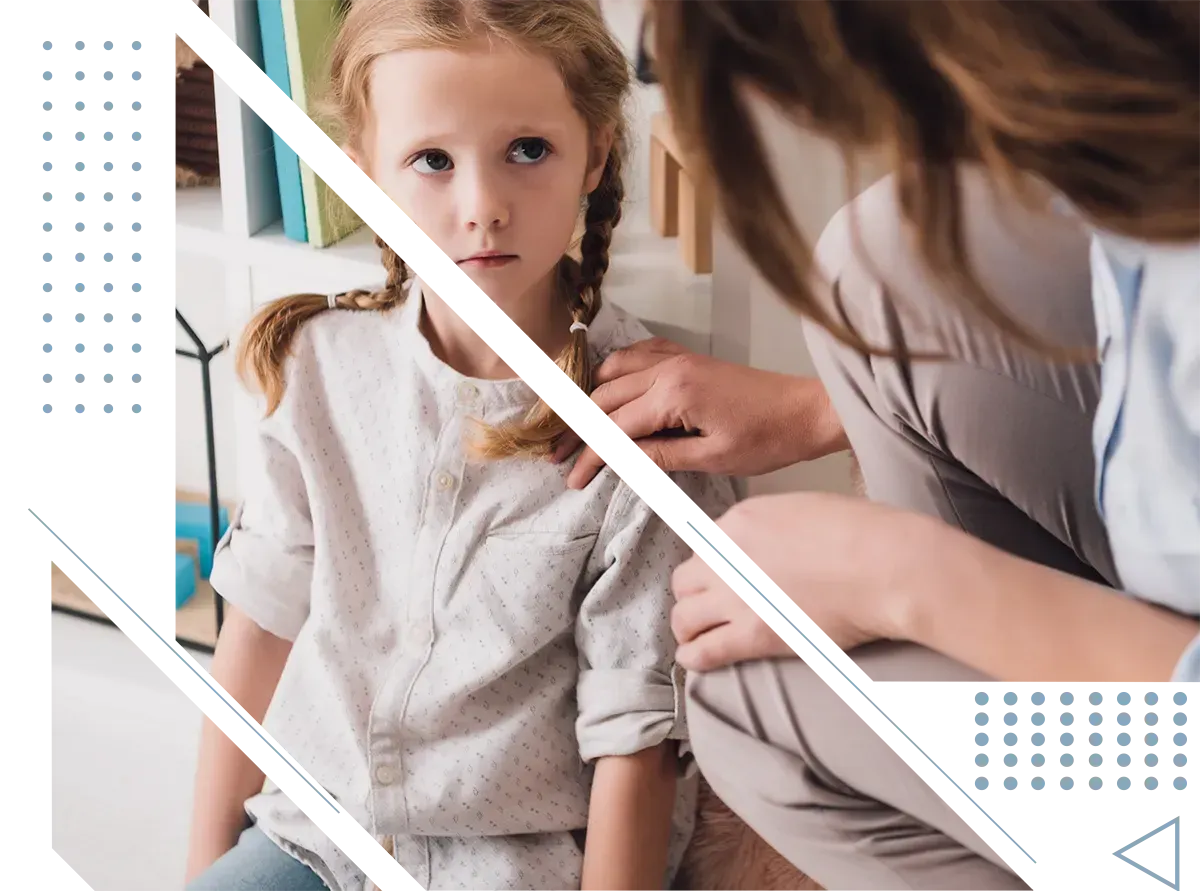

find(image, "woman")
[555,2,1198,888]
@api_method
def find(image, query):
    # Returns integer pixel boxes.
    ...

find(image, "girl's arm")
[581,742,678,891]
[184,605,293,883]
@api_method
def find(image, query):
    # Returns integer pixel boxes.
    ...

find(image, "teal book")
[255,0,292,104]
[270,120,331,243]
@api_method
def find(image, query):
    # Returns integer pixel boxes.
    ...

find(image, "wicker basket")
[176,2,219,188]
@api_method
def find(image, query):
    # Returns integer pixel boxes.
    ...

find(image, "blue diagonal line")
[32,508,340,814]
[687,521,1036,864]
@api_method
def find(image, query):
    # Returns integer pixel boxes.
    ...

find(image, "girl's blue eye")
[413,151,452,174]
[510,138,549,164]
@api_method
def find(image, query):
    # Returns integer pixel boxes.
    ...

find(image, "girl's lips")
[459,254,517,268]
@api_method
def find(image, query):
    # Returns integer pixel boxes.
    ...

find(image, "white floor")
[49,3,700,888]
[53,611,211,891]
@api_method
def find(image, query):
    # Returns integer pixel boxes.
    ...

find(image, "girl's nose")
[462,174,510,231]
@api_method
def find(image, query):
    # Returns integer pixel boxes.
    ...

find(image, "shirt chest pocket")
[477,532,597,648]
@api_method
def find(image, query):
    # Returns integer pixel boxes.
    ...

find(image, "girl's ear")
[344,143,370,176]
[583,125,615,194]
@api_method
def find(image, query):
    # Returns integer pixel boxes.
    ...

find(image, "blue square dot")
[132,404,141,413]
[43,374,52,383]
[43,404,52,413]
[132,102,142,111]
[104,101,113,111]
[132,343,141,353]
[132,71,141,80]
[132,313,142,322]
[132,253,141,262]
[132,374,141,383]
[104,374,113,383]
[132,41,141,50]
[44,223,53,231]
[43,41,52,50]
[104,71,112,81]
[104,404,113,413]
[43,72,52,81]
[75,41,84,50]
[104,41,113,50]
[75,374,84,383]
[75,71,83,80]
[43,101,52,110]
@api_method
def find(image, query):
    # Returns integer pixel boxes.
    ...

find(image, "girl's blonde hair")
[238,0,631,459]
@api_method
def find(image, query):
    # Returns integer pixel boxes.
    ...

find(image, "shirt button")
[457,382,478,403]
[374,764,397,786]
[436,471,454,490]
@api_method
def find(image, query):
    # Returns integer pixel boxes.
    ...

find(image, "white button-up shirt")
[211,282,735,890]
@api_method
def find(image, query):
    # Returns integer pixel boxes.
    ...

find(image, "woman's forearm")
[581,742,677,890]
[897,522,1199,682]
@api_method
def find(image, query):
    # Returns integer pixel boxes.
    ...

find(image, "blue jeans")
[187,825,330,891]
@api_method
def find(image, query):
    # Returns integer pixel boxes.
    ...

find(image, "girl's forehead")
[368,44,580,135]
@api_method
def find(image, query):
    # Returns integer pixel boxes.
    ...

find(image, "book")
[270,120,331,243]
[298,154,362,247]
[279,0,362,248]
[255,0,292,105]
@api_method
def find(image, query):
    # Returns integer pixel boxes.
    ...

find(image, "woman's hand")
[670,492,932,671]
[554,338,848,489]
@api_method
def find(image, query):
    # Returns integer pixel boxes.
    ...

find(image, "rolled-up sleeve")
[209,411,314,642]
[574,473,737,763]
[1166,634,1195,773]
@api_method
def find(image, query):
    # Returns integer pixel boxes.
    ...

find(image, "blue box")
[176,502,231,579]
[176,553,198,609]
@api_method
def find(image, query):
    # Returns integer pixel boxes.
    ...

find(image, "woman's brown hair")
[650,0,1199,355]
[237,0,630,458]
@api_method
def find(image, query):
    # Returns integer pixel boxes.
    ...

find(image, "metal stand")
[175,309,229,635]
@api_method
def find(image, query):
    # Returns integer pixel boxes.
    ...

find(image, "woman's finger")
[670,593,734,644]
[564,444,607,488]
[675,625,747,673]
[671,555,715,599]
[593,339,687,385]
[551,431,583,464]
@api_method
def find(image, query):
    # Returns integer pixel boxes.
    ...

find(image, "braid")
[237,231,411,415]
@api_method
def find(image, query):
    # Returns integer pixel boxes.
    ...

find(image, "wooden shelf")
[50,563,219,651]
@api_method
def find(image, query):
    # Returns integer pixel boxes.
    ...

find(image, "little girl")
[184,2,734,890]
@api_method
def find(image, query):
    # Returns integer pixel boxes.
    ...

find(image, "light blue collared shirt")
[1089,233,1200,682]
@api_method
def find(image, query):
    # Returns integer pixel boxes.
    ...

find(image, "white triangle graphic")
[1114,817,1180,890]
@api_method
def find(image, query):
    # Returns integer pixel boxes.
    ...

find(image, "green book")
[298,156,362,247]
[280,0,362,248]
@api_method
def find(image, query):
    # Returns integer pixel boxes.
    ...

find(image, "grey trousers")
[686,170,1115,890]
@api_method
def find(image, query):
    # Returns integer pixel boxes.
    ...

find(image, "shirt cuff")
[1166,634,1195,773]
[209,506,311,642]
[576,667,686,763]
